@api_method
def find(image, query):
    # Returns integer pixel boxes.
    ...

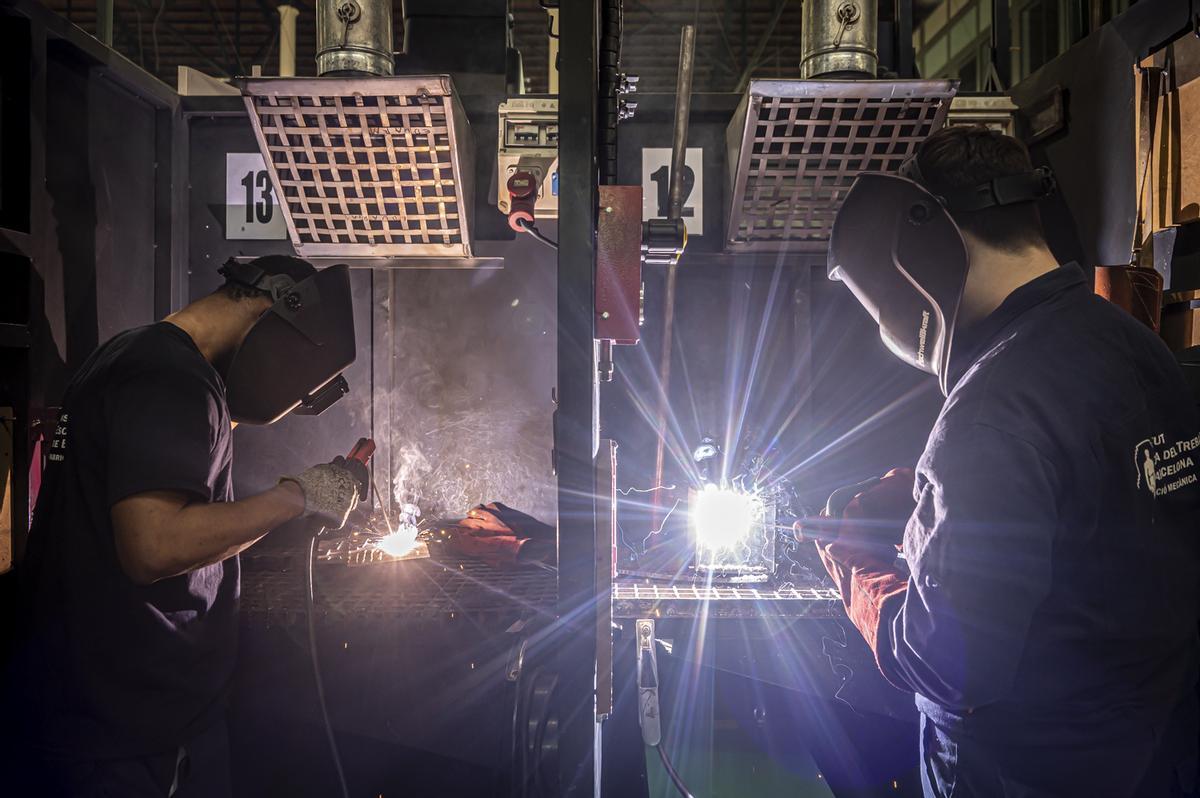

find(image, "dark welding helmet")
[829,172,969,395]
[219,256,356,425]
[829,158,1056,395]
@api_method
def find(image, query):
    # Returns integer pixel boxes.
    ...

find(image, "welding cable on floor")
[306,529,351,798]
[514,217,559,250]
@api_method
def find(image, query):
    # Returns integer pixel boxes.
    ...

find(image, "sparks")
[376,524,421,557]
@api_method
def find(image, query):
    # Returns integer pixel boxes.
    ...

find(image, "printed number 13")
[240,170,273,224]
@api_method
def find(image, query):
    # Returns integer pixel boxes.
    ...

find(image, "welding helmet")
[828,158,1056,395]
[219,256,357,425]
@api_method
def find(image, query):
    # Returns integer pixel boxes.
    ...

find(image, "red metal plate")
[596,185,643,345]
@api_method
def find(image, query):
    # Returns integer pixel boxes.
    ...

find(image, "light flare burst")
[689,483,764,553]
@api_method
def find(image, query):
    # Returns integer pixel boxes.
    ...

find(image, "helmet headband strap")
[899,155,1057,213]
[218,258,298,302]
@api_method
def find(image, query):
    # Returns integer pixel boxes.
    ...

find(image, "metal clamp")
[635,619,662,746]
[832,2,861,48]
[335,0,361,25]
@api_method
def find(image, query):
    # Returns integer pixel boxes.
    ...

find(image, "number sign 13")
[225,153,288,240]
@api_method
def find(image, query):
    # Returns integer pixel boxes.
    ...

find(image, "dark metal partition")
[556,1,604,796]
[0,0,184,566]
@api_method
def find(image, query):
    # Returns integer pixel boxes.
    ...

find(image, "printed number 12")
[240,170,274,224]
[650,164,695,218]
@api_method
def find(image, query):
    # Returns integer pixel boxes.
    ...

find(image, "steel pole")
[650,25,696,533]
[667,25,696,221]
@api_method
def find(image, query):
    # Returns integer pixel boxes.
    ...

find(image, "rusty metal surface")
[595,185,643,344]
[240,547,557,626]
[725,79,957,253]
[612,580,843,619]
[241,75,474,258]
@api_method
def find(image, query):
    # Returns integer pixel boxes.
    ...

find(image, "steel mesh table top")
[241,551,843,625]
[240,548,556,626]
[612,580,842,619]
[726,79,958,253]
[242,76,473,258]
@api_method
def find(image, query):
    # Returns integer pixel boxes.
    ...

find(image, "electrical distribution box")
[497,98,559,219]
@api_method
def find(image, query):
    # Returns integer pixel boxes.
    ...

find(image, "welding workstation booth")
[2,0,1200,795]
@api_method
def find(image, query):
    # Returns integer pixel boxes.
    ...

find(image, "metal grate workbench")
[613,580,843,620]
[241,551,844,626]
[725,79,958,253]
[240,548,556,627]
[242,76,474,259]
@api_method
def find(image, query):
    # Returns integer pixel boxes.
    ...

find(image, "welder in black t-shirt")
[8,255,362,796]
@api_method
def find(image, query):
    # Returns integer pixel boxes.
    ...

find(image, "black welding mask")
[829,160,1056,395]
[219,257,357,425]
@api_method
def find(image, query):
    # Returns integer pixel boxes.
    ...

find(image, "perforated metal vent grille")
[242,77,474,259]
[726,79,958,253]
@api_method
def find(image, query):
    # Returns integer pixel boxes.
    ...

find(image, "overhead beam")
[733,0,788,94]
[127,0,233,77]
[204,0,241,75]
[250,17,280,69]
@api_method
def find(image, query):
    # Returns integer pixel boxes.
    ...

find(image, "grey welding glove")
[280,461,361,529]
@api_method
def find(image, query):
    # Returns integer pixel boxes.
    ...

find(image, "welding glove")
[810,468,915,657]
[446,502,555,567]
[280,457,361,530]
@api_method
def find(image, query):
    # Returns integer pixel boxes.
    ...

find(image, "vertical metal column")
[96,0,113,47]
[897,0,915,79]
[557,0,602,796]
[991,0,1012,89]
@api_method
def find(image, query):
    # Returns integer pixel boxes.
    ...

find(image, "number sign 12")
[225,153,288,240]
[641,147,703,236]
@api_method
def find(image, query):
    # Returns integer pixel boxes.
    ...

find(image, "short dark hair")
[913,125,1047,250]
[216,255,317,302]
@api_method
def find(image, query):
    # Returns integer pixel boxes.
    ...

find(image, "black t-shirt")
[17,322,237,758]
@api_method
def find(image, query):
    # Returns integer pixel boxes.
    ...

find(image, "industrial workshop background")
[2,0,1199,797]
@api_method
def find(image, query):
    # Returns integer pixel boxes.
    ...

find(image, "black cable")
[655,742,696,798]
[515,217,559,250]
[306,531,351,798]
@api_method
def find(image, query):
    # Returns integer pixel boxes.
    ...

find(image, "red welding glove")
[445,502,554,568]
[809,468,915,657]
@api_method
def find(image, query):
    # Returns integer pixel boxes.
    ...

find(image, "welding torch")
[792,475,907,546]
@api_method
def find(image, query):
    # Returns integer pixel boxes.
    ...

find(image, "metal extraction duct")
[316,0,395,76]
[241,0,477,260]
[800,0,878,79]
[725,0,956,254]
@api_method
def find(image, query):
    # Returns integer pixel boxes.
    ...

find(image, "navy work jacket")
[878,264,1200,793]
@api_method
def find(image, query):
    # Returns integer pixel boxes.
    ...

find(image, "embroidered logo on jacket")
[1134,432,1200,497]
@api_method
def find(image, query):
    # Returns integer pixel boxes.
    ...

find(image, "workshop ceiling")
[36,0,941,94]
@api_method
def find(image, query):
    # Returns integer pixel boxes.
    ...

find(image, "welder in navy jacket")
[816,126,1200,797]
